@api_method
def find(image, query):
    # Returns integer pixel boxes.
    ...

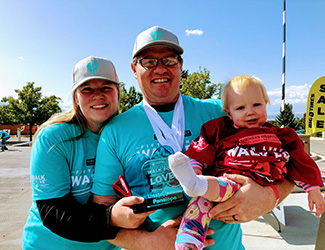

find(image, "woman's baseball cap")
[132,26,184,58]
[72,56,120,92]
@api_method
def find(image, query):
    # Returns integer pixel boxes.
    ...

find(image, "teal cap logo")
[150,27,162,41]
[87,60,99,74]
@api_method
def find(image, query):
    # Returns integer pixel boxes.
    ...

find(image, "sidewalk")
[5,135,32,146]
[0,145,32,250]
[0,137,324,250]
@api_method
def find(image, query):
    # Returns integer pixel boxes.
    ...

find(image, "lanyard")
[143,95,185,153]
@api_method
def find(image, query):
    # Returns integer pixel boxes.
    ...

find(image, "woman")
[22,56,150,250]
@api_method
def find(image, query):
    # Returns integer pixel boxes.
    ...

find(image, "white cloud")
[18,56,25,61]
[212,83,311,115]
[43,92,57,97]
[267,83,311,105]
[60,100,72,112]
[185,29,203,36]
[266,83,311,117]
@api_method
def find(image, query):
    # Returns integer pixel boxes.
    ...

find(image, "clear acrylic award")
[132,157,186,213]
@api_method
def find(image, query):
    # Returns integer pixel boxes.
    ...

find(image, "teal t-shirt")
[93,95,244,250]
[22,123,119,250]
[0,130,10,139]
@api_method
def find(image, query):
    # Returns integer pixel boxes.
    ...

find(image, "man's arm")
[107,214,216,250]
[94,194,216,249]
[208,174,295,223]
[93,194,179,250]
[108,222,178,250]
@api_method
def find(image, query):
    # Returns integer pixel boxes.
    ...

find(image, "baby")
[169,75,325,250]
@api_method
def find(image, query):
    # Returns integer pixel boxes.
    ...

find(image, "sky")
[1,0,324,118]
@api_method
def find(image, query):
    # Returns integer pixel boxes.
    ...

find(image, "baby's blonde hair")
[222,75,270,111]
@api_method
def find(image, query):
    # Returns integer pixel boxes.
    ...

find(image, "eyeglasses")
[137,56,180,68]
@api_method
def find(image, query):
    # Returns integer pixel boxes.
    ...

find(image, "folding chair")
[270,203,285,232]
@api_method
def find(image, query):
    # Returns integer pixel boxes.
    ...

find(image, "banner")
[306,76,325,135]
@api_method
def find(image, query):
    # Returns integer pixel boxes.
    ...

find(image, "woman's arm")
[94,194,155,229]
[38,193,151,242]
[37,193,119,242]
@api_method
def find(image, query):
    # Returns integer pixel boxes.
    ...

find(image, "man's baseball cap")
[132,26,184,58]
[72,56,119,92]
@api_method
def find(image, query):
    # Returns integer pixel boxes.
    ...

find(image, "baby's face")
[225,84,268,129]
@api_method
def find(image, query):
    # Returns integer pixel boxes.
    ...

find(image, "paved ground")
[0,136,324,250]
[0,141,31,250]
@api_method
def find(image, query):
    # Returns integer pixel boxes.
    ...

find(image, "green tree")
[274,103,300,130]
[302,113,306,130]
[0,82,61,141]
[294,117,304,131]
[119,83,142,113]
[35,95,62,125]
[0,97,20,124]
[180,68,222,99]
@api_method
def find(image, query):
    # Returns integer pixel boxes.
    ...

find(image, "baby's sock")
[175,196,212,250]
[168,152,208,197]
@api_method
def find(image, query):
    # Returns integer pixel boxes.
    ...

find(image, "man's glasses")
[137,56,180,68]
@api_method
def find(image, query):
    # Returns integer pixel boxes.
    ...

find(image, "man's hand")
[109,216,181,250]
[160,216,215,249]
[109,215,215,250]
[209,174,294,223]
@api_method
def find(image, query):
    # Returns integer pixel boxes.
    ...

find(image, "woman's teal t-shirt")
[22,123,120,250]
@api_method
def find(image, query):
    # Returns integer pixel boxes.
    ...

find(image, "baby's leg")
[168,152,241,200]
[168,152,208,197]
[176,196,212,250]
[169,152,241,249]
[175,177,241,250]
[211,176,241,202]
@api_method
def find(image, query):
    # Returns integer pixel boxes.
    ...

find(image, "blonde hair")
[33,82,120,142]
[222,75,270,111]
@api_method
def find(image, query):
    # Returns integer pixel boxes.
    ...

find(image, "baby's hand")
[308,189,325,217]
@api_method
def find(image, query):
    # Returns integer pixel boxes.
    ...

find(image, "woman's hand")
[110,196,155,228]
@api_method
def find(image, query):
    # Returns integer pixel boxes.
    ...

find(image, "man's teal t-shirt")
[93,95,244,250]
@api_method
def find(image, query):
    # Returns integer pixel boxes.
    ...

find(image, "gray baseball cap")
[72,56,119,92]
[132,26,184,58]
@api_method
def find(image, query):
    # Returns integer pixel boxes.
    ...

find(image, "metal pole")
[281,0,286,112]
[17,127,21,142]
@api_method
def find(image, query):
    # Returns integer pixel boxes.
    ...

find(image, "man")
[0,130,10,151]
[93,26,294,250]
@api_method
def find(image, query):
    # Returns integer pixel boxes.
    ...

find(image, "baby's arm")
[297,182,325,217]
